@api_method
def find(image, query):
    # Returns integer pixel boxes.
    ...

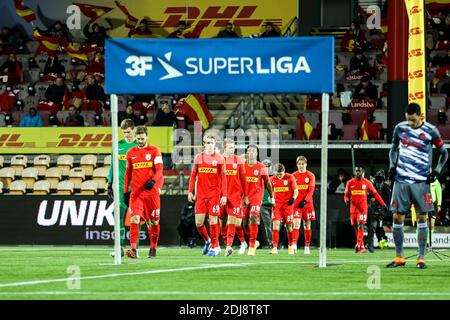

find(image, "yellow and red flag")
[73,3,114,22]
[360,119,369,141]
[115,0,139,29]
[14,0,36,23]
[62,40,89,62]
[299,114,314,140]
[180,94,214,130]
[33,30,61,56]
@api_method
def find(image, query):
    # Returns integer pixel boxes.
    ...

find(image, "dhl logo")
[408,49,423,58]
[132,162,153,169]
[226,170,238,175]
[274,187,289,192]
[119,155,127,161]
[408,70,424,80]
[297,185,309,190]
[246,177,259,183]
[408,91,424,101]
[351,190,366,195]
[162,6,281,29]
[198,167,218,174]
[409,27,423,37]
[409,5,422,15]
[0,134,24,147]
[57,134,112,148]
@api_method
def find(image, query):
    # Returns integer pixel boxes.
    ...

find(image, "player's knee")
[130,216,140,224]
[249,215,258,224]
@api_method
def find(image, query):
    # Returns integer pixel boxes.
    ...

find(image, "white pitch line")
[1,291,450,297]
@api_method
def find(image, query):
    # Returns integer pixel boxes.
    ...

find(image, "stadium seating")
[10,155,28,177]
[341,124,359,140]
[33,180,50,195]
[92,167,109,190]
[9,180,26,195]
[69,167,86,189]
[80,154,97,176]
[56,180,74,195]
[0,155,3,168]
[0,181,3,194]
[33,154,51,177]
[44,167,63,190]
[0,167,15,190]
[21,167,38,190]
[80,180,98,195]
[103,155,111,171]
[56,155,74,176]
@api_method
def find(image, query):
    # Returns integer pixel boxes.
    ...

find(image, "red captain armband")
[432,137,444,148]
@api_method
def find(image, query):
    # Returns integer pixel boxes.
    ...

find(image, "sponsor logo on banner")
[385,233,450,248]
[350,99,377,110]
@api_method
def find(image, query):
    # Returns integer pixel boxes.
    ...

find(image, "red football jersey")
[344,177,386,212]
[244,161,269,203]
[270,173,297,205]
[123,144,163,196]
[292,170,315,206]
[188,151,227,198]
[224,154,246,201]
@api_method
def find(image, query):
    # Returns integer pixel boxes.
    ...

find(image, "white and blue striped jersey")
[392,121,444,184]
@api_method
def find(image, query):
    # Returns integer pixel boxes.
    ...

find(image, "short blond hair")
[296,156,307,164]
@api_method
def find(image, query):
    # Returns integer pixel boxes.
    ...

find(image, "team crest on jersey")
[212,160,217,166]
[283,180,288,186]
[362,184,366,189]
[419,133,426,140]
[233,163,238,169]
[145,154,151,161]
[305,177,310,183]
[254,169,259,176]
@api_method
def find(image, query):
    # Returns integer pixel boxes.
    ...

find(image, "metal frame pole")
[319,93,329,268]
[111,94,122,265]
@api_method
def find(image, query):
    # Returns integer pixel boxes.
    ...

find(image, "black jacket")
[45,84,67,104]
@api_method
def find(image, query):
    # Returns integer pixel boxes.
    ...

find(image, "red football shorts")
[195,195,221,216]
[293,205,316,221]
[226,198,244,218]
[350,209,368,226]
[129,193,160,221]
[272,205,293,224]
[241,202,261,222]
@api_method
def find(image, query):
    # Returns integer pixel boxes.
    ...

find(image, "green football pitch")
[1,246,450,300]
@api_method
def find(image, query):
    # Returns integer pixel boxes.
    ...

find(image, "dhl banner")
[404,0,426,116]
[0,127,173,154]
[7,0,297,39]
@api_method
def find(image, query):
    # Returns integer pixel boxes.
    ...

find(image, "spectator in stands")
[0,53,22,85]
[83,22,109,46]
[119,105,139,126]
[441,76,450,98]
[153,103,177,127]
[217,22,239,38]
[82,75,105,114]
[36,21,72,40]
[0,27,18,54]
[86,52,105,82]
[65,104,84,127]
[19,107,44,127]
[45,77,68,106]
[353,75,378,101]
[168,21,187,38]
[341,21,368,53]
[328,168,350,194]
[43,56,65,80]
[260,22,280,37]
[129,19,153,38]
[349,48,370,74]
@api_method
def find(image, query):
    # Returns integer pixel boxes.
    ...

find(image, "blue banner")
[105,37,334,94]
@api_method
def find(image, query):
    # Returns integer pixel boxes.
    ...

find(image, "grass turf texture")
[0,246,450,300]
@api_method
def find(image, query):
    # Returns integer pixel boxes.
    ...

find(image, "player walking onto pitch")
[292,156,316,254]
[344,166,387,254]
[269,163,298,255]
[243,145,274,256]
[123,126,164,259]
[107,119,137,257]
[386,103,448,269]
[188,135,227,256]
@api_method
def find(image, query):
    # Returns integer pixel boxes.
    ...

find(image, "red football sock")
[236,226,246,243]
[357,228,364,246]
[304,229,312,247]
[292,228,299,246]
[149,224,160,249]
[210,223,219,248]
[196,224,210,242]
[272,229,279,248]
[130,223,139,250]
[221,224,228,245]
[287,230,293,246]
[244,225,251,242]
[249,223,258,248]
[226,224,236,247]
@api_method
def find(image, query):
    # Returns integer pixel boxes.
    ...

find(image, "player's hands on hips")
[388,167,396,181]
[426,170,439,184]
[124,192,131,207]
[188,192,195,203]
[220,196,227,206]
[144,179,156,190]
[288,198,294,205]
[244,196,250,206]
[298,200,307,208]
[107,183,113,200]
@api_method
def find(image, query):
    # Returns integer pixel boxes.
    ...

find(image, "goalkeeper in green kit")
[108,119,137,257]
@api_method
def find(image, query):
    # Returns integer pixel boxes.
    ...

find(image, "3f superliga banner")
[404,0,426,116]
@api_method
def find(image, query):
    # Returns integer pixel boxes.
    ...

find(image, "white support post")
[111,94,122,265]
[319,93,329,268]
